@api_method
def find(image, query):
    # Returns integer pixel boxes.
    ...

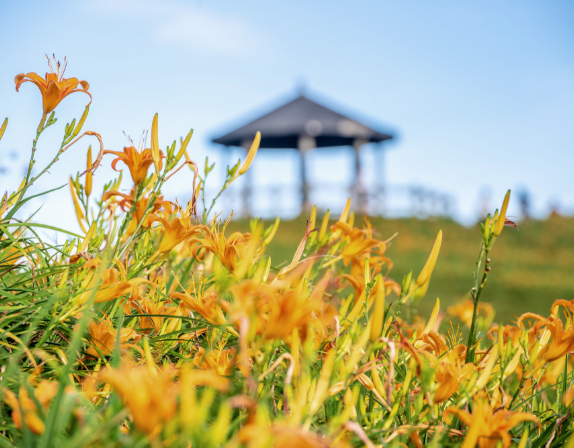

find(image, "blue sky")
[1,0,573,227]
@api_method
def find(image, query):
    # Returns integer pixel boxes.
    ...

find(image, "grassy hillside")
[228,214,574,324]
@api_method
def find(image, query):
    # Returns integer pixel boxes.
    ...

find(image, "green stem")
[465,245,489,364]
[508,374,526,410]
[382,285,417,338]
[561,354,569,413]
[115,171,170,262]
[4,116,67,225]
[15,126,43,204]
[0,120,44,240]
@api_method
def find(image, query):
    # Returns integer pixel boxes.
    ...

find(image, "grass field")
[229,213,574,324]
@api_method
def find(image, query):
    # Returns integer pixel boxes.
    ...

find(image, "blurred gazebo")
[212,91,395,215]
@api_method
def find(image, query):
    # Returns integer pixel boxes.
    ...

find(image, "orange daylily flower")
[263,289,324,341]
[171,281,228,326]
[3,380,59,435]
[148,214,201,254]
[306,302,339,348]
[181,366,230,393]
[448,299,495,328]
[417,330,449,356]
[334,220,398,299]
[420,346,474,404]
[188,218,257,273]
[84,316,141,358]
[130,297,186,335]
[332,221,380,266]
[99,364,178,435]
[104,146,163,184]
[341,272,399,302]
[518,300,574,361]
[78,262,150,304]
[103,189,172,237]
[192,345,237,377]
[15,56,91,121]
[271,424,335,448]
[238,420,342,448]
[433,362,461,404]
[395,315,426,339]
[229,280,323,342]
[444,399,538,448]
[80,371,101,403]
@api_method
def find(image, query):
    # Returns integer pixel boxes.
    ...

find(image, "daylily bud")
[66,119,76,138]
[370,275,386,342]
[164,314,182,335]
[348,211,355,228]
[71,106,89,140]
[169,141,177,160]
[329,199,352,242]
[370,359,386,402]
[80,221,97,251]
[493,190,511,236]
[414,276,431,301]
[497,323,505,363]
[69,177,87,233]
[421,298,440,336]
[474,345,498,391]
[85,145,93,197]
[180,147,196,173]
[344,388,358,420]
[7,178,26,209]
[339,198,351,223]
[263,217,280,246]
[151,113,161,175]
[318,210,330,242]
[263,256,271,283]
[518,428,529,448]
[238,131,261,175]
[0,118,7,142]
[401,271,412,294]
[309,205,317,229]
[503,347,523,380]
[180,366,198,431]
[483,212,491,239]
[307,206,317,244]
[364,258,370,286]
[174,128,194,165]
[111,171,122,191]
[207,402,232,445]
[308,349,336,416]
[416,230,442,287]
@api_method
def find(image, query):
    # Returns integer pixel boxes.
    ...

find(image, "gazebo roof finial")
[296,77,307,97]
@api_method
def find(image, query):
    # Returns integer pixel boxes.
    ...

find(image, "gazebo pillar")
[241,139,253,217]
[352,138,368,213]
[377,143,386,215]
[298,135,315,212]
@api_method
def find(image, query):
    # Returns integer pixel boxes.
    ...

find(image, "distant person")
[518,190,531,220]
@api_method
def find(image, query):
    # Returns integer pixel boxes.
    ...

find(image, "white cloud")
[154,10,259,57]
[91,0,263,58]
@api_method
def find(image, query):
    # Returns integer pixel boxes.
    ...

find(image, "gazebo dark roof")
[212,94,393,149]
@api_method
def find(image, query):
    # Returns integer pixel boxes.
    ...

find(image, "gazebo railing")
[203,183,454,219]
